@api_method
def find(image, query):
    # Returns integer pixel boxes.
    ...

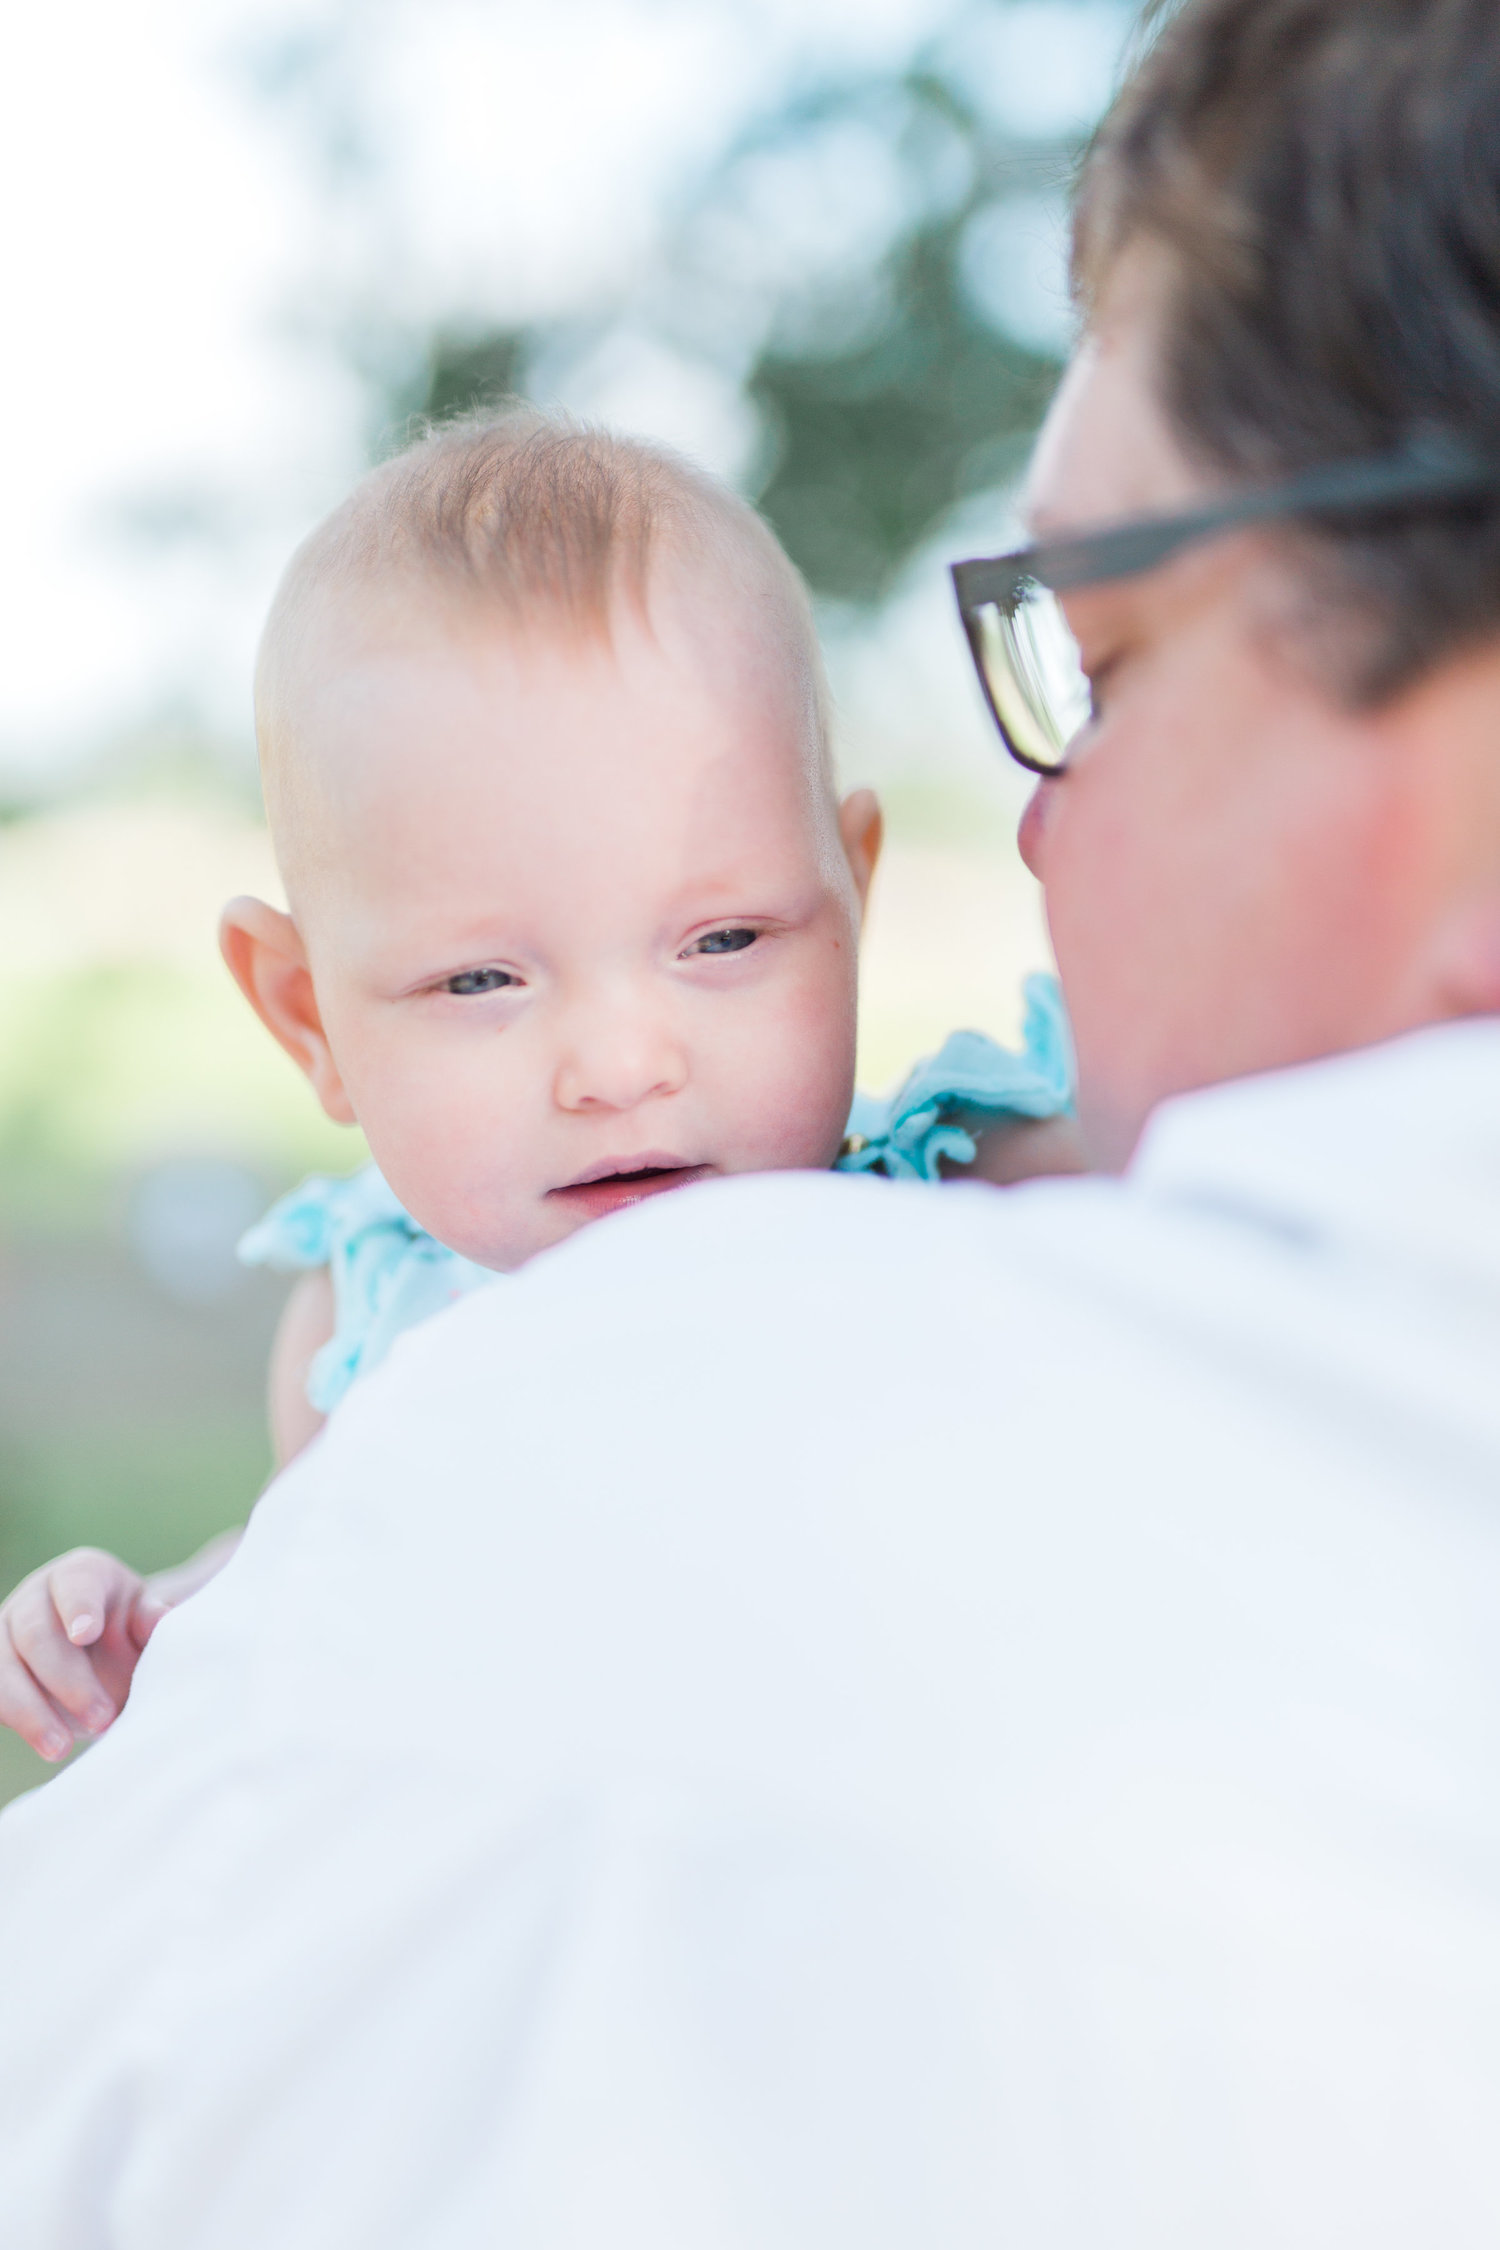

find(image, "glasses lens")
[970,580,1092,774]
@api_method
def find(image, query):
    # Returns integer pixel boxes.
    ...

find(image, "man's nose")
[1017,778,1058,879]
[552,993,688,1114]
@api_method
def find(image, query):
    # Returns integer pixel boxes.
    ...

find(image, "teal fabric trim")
[834,973,1074,1183]
[238,1170,492,1413]
[241,976,1077,1409]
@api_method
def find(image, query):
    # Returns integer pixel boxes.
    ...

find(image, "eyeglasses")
[951,439,1500,776]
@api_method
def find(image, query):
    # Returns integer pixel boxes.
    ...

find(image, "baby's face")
[278,584,871,1268]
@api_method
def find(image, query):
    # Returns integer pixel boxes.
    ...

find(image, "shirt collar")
[1128,1018,1500,1282]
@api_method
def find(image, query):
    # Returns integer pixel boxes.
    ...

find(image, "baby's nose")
[552,997,688,1114]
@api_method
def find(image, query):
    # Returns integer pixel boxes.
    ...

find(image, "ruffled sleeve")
[836,972,1075,1183]
[238,1165,494,1413]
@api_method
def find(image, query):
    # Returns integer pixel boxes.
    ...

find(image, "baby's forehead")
[269,568,831,891]
[301,535,821,760]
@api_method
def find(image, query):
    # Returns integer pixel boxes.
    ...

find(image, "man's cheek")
[1017,780,1059,878]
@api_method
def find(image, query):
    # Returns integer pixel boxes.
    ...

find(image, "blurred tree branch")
[254,1,1134,601]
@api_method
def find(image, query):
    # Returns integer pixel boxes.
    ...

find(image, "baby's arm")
[268,1267,334,1468]
[963,1113,1090,1186]
[0,1272,336,1762]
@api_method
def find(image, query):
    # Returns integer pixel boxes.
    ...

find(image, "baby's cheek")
[714,970,858,1174]
[353,1081,537,1268]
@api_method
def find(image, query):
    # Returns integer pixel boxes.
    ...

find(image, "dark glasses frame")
[951,439,1500,775]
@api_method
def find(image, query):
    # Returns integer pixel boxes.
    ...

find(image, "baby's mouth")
[547,1157,713,1220]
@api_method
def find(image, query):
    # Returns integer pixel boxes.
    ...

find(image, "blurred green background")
[0,793,358,1804]
[0,0,1137,1806]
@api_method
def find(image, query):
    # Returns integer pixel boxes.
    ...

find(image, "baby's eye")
[688,928,757,957]
[444,967,520,995]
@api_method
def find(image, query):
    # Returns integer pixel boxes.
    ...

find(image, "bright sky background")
[0,0,1129,791]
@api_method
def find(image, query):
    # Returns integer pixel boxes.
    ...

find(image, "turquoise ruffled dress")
[239,973,1074,1414]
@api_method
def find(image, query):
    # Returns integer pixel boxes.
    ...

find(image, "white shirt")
[4,1022,1500,2247]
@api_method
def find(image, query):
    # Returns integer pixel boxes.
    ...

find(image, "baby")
[0,412,1075,1764]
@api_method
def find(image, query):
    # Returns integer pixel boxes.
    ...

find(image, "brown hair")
[1075,0,1500,700]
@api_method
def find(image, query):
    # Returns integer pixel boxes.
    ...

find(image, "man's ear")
[219,896,357,1125]
[837,788,884,917]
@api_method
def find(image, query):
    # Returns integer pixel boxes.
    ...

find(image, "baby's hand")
[0,1549,168,1762]
[966,1113,1090,1187]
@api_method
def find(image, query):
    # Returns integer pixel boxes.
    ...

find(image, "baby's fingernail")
[40,1729,70,1761]
[67,1614,97,1644]
[85,1701,113,1733]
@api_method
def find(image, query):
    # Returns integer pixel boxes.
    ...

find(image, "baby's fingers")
[126,1582,171,1652]
[47,1547,135,1650]
[3,1575,119,1740]
[0,1621,75,1762]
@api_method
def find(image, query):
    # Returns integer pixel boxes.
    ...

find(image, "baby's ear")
[219,896,356,1126]
[837,788,883,915]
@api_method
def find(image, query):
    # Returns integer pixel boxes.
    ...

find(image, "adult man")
[4,0,1500,2240]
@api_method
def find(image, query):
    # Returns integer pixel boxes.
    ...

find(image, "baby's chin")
[428,1136,845,1271]
[426,1165,715,1272]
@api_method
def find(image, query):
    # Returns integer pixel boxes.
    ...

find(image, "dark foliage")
[387,11,1113,600]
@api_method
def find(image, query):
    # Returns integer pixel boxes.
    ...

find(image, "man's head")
[1019,0,1500,1164]
[224,413,881,1266]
